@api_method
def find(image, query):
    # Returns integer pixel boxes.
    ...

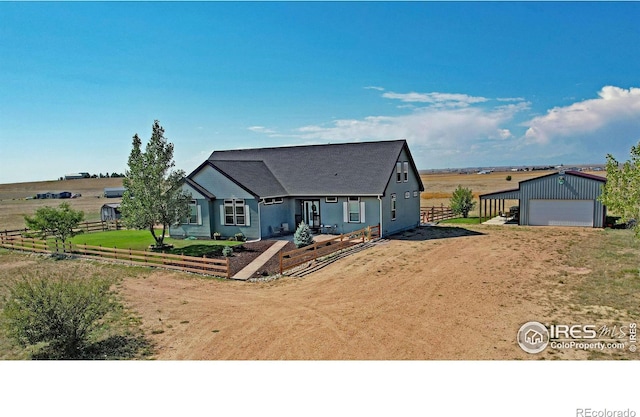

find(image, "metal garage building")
[480,171,607,228]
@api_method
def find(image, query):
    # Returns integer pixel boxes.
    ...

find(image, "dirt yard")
[116,224,635,360]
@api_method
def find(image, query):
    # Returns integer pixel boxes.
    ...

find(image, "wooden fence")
[0,235,230,278]
[279,224,380,274]
[1,220,121,240]
[421,205,459,223]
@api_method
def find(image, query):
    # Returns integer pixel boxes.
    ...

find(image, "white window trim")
[405,191,410,199]
[184,200,202,225]
[396,162,402,183]
[391,194,397,221]
[325,197,338,203]
[403,161,409,182]
[222,199,248,226]
[344,197,365,223]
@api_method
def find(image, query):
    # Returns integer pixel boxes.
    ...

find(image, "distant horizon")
[2,2,639,184]
[0,161,610,187]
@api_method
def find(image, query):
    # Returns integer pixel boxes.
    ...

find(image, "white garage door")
[529,199,594,227]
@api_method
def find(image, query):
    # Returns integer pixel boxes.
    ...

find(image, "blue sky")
[1,2,640,184]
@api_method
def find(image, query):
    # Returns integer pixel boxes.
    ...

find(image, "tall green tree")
[450,185,476,218]
[24,202,84,242]
[599,141,640,236]
[121,120,191,247]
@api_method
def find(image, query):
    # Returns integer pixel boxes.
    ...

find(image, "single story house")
[169,140,425,240]
[36,191,72,199]
[100,203,121,221]
[479,171,607,227]
[104,187,126,198]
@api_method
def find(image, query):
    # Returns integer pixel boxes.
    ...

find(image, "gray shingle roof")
[194,140,422,198]
[209,160,288,198]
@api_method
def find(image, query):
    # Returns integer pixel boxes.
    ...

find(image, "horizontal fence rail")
[2,220,121,240]
[421,206,459,223]
[279,224,380,274]
[0,235,229,278]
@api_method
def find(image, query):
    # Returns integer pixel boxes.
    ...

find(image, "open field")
[0,178,123,230]
[2,224,638,359]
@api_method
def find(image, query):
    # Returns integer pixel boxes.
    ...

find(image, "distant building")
[101,203,122,221]
[36,191,72,199]
[65,172,90,180]
[104,187,126,198]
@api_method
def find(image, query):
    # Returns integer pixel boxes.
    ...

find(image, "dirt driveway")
[118,224,613,360]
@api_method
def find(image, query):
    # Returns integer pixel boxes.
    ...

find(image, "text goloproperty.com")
[576,409,636,417]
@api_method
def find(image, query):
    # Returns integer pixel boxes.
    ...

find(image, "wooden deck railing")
[279,224,380,274]
[0,235,229,278]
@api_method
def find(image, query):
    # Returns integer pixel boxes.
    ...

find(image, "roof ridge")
[209,139,407,157]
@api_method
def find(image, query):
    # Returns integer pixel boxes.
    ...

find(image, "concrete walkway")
[483,215,517,225]
[232,240,289,280]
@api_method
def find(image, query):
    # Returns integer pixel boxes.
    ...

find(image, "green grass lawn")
[439,217,481,224]
[69,230,242,256]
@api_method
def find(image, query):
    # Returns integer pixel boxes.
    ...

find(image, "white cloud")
[248,126,276,134]
[293,104,524,152]
[382,91,490,108]
[524,86,640,145]
[364,86,385,91]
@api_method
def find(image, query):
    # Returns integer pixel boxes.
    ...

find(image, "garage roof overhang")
[479,188,520,200]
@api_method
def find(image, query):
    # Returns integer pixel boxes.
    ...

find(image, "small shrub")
[294,221,314,248]
[1,273,116,359]
[234,233,246,242]
[222,246,234,257]
[506,175,512,181]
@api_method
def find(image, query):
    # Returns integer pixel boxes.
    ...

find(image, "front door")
[302,200,320,228]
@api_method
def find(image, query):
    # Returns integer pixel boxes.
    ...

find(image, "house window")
[224,199,246,225]
[184,200,200,225]
[403,161,409,182]
[413,191,418,198]
[348,197,360,223]
[396,162,402,182]
[391,194,397,221]
[263,197,283,205]
[405,191,410,199]
[325,197,338,203]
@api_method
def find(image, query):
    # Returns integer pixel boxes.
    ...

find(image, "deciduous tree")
[121,121,191,247]
[23,202,84,242]
[600,142,640,236]
[450,185,476,218]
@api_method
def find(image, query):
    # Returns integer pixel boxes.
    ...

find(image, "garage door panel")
[529,200,594,227]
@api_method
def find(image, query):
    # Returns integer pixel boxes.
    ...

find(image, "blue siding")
[380,147,422,236]
[193,165,254,200]
[213,198,260,240]
[169,200,212,239]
